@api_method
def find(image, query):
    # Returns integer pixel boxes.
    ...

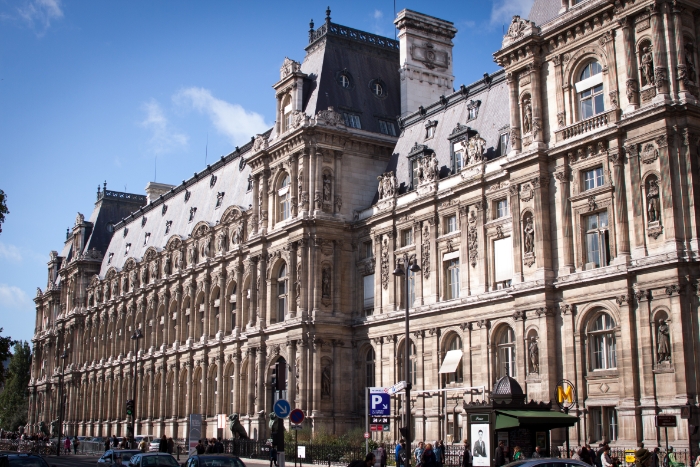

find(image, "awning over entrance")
[494,410,579,430]
[439,350,463,374]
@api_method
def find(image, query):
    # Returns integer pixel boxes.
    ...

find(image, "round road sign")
[273,399,291,418]
[290,408,305,425]
[364,432,370,439]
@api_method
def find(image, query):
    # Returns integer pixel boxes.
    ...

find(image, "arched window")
[278,174,291,222]
[577,61,604,120]
[398,341,417,386]
[497,327,516,378]
[588,312,617,370]
[282,94,293,132]
[277,264,287,322]
[446,335,463,384]
[366,348,376,388]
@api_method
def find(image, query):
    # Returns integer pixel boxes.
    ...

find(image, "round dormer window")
[369,78,386,98]
[339,74,350,88]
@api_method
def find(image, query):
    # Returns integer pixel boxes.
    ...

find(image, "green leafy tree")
[0,341,32,431]
[0,328,13,387]
[0,189,8,234]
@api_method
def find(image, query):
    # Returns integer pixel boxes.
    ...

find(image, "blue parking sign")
[369,392,390,416]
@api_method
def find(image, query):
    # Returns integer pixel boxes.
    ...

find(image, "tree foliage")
[0,328,14,387]
[0,189,8,234]
[0,341,32,431]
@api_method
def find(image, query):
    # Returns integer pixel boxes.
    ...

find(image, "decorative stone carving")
[528,336,539,374]
[523,213,535,267]
[522,98,532,134]
[640,46,655,87]
[253,134,268,153]
[315,107,344,126]
[321,364,332,397]
[520,183,533,202]
[231,222,245,245]
[657,320,671,364]
[587,195,597,212]
[465,133,486,164]
[217,231,227,253]
[626,78,638,102]
[655,66,668,91]
[641,142,658,164]
[502,15,539,47]
[421,225,430,278]
[321,266,331,305]
[377,171,398,200]
[380,236,390,290]
[646,176,663,239]
[280,57,301,79]
[467,210,478,268]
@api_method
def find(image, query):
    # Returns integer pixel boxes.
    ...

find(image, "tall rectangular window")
[500,132,509,155]
[379,120,396,136]
[446,259,460,299]
[496,198,509,218]
[363,274,375,311]
[583,167,604,191]
[446,215,458,233]
[407,268,415,308]
[402,229,413,247]
[343,113,361,129]
[453,145,465,173]
[410,158,420,189]
[585,211,609,268]
[590,407,603,442]
[363,241,373,259]
[494,236,513,287]
[607,409,618,441]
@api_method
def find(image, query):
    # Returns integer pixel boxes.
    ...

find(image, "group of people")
[391,439,447,467]
[194,437,224,455]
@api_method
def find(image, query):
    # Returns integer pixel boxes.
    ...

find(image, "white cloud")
[0,242,22,262]
[173,87,270,147]
[373,10,383,20]
[0,284,30,310]
[140,99,189,154]
[490,0,535,25]
[17,0,63,36]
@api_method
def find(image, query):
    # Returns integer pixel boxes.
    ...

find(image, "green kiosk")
[464,376,578,465]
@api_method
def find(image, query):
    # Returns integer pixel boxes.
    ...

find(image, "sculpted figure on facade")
[217,231,227,253]
[522,98,532,134]
[321,266,331,300]
[130,270,139,290]
[467,133,486,164]
[528,336,539,374]
[523,215,535,254]
[420,154,439,182]
[647,178,660,223]
[140,267,148,286]
[685,44,697,83]
[323,173,332,203]
[150,260,159,282]
[163,254,171,275]
[231,222,245,245]
[321,364,332,396]
[121,275,128,294]
[657,320,671,363]
[641,47,655,87]
[377,172,398,199]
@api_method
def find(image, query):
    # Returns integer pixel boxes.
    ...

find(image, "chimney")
[145,182,175,204]
[394,10,457,116]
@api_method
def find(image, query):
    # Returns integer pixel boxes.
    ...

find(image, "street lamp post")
[393,254,421,465]
[130,329,143,445]
[56,350,67,456]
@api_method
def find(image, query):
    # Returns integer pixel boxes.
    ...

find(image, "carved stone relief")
[522,213,535,267]
[467,210,478,268]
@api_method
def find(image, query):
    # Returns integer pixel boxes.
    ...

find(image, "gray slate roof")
[528,0,561,26]
[386,70,510,194]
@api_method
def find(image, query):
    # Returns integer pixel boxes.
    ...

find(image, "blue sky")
[0,0,534,345]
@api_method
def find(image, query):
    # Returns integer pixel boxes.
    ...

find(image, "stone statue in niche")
[231,223,244,245]
[657,320,671,363]
[140,267,148,286]
[216,231,227,253]
[323,174,332,202]
[96,287,103,302]
[685,43,697,83]
[150,261,158,281]
[522,98,532,134]
[528,336,539,374]
[111,280,118,297]
[163,255,171,275]
[523,215,535,254]
[321,266,331,299]
[641,47,655,87]
[200,238,210,259]
[321,364,332,396]
[295,264,302,305]
[122,276,128,294]
[647,178,660,223]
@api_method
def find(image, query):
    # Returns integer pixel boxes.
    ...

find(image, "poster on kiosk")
[470,414,490,467]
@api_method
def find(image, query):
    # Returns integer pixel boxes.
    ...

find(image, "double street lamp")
[393,254,421,462]
[56,350,67,456]
[130,329,143,444]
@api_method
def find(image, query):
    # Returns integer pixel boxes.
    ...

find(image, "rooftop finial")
[103,180,107,192]
[310,18,314,30]
[325,6,331,24]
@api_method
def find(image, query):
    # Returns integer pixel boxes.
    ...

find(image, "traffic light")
[126,399,134,416]
[399,427,410,439]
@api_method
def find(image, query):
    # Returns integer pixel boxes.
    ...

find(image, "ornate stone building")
[30,1,700,449]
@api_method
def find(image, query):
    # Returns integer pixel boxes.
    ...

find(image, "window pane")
[599,211,608,227]
[586,214,598,231]
[607,409,618,440]
[594,92,605,115]
[363,274,375,309]
[581,97,593,119]
[587,232,600,266]
[494,236,513,282]
[595,167,604,187]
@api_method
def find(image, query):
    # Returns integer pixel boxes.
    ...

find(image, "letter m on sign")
[557,383,573,404]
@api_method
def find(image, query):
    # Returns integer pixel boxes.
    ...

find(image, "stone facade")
[30,1,700,450]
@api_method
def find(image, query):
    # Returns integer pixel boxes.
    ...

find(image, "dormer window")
[343,112,361,129]
[216,192,225,208]
[454,144,465,172]
[379,120,396,136]
[282,94,293,132]
[466,100,481,121]
[468,108,476,120]
[107,253,114,264]
[425,120,438,139]
[189,207,197,222]
[369,78,385,97]
[577,61,604,120]
[143,232,151,246]
[124,243,131,256]
[336,71,353,89]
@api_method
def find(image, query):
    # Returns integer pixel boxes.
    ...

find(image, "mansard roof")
[99,136,261,277]
[528,0,561,27]
[386,69,510,192]
[299,14,401,134]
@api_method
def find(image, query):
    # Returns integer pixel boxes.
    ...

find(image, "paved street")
[43,454,101,466]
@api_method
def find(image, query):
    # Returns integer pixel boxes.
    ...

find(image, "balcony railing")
[555,108,620,142]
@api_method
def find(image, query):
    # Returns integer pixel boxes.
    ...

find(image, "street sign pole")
[365,387,369,454]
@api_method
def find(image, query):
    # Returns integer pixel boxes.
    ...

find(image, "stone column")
[333,241,341,314]
[313,149,323,213]
[373,234,383,312]
[672,3,691,98]
[252,176,260,236]
[656,134,679,244]
[290,244,298,319]
[235,262,244,332]
[311,238,321,314]
[299,239,309,319]
[261,169,270,233]
[258,256,267,327]
[532,175,552,272]
[216,355,224,415]
[185,362,193,417]
[298,339,308,412]
[312,338,322,415]
[188,283,196,342]
[248,258,258,328]
[232,349,241,414]
[334,151,343,216]
[509,185,523,282]
[649,2,671,99]
[552,55,566,128]
[428,218,438,304]
[506,72,521,152]
[106,373,114,421]
[615,294,641,443]
[554,166,574,274]
[474,200,488,293]
[159,364,166,420]
[414,222,424,305]
[255,347,265,414]
[171,363,180,419]
[530,62,544,144]
[458,206,471,296]
[218,272,226,337]
[624,144,646,256]
[287,340,297,404]
[619,16,640,110]
[202,274,211,341]
[610,149,631,260]
[291,154,299,218]
[633,290,657,443]
[300,149,310,215]
[600,31,619,111]
[97,374,105,423]
[201,357,209,418]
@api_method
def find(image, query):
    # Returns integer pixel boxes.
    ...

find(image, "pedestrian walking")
[195,439,205,455]
[415,441,425,467]
[532,446,543,459]
[398,441,409,467]
[495,441,506,467]
[167,437,174,454]
[434,441,444,467]
[421,443,438,467]
[64,437,71,455]
[366,452,376,467]
[462,439,472,467]
[158,434,168,453]
[377,443,387,467]
[396,439,405,466]
[105,437,111,452]
[138,438,147,452]
[270,444,278,467]
[513,446,523,461]
[73,436,79,455]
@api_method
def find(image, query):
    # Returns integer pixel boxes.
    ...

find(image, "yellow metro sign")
[555,380,576,409]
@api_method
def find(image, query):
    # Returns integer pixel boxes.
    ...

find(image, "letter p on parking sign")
[369,393,390,416]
